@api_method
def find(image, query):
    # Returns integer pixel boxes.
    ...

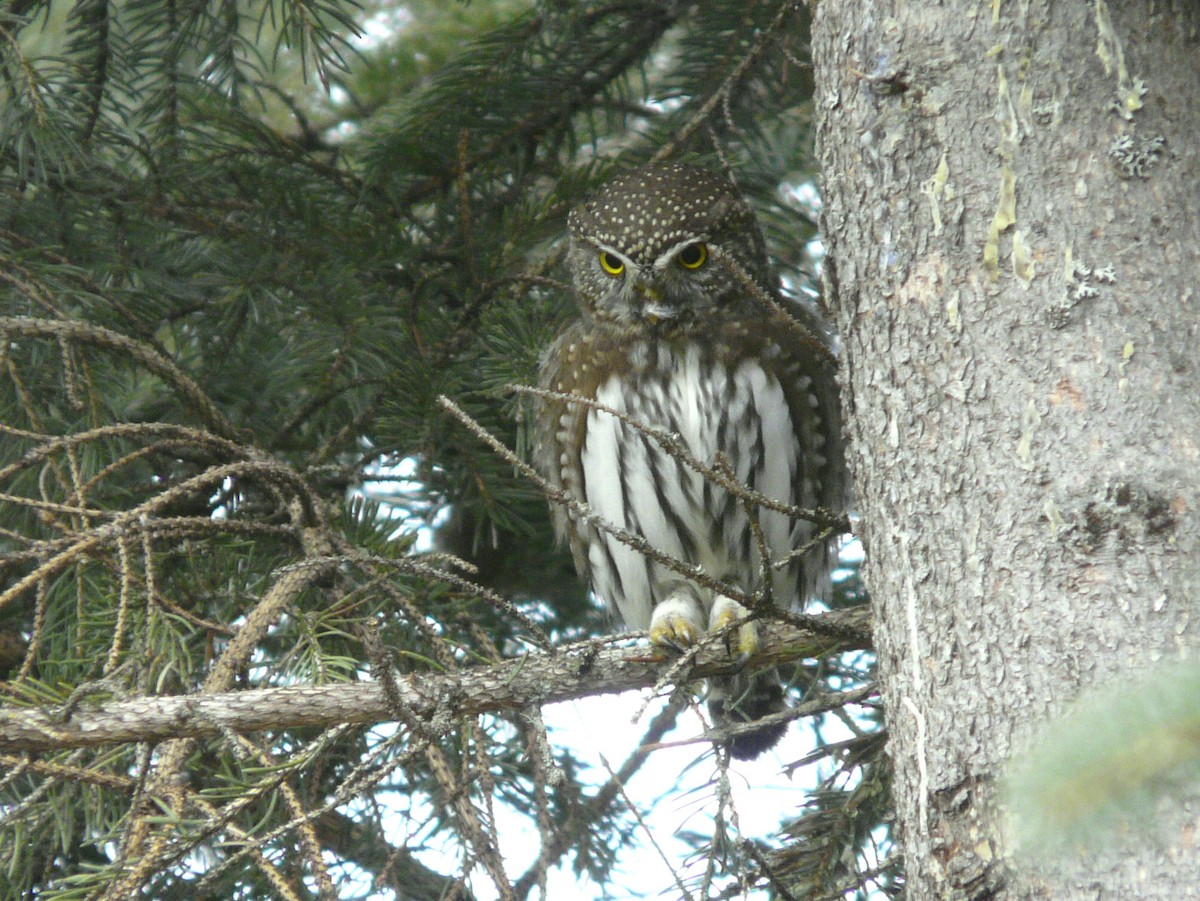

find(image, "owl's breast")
[535,315,840,626]
[576,335,802,617]
[587,337,798,518]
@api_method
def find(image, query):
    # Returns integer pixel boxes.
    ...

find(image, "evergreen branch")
[0,21,48,129]
[269,373,383,451]
[236,731,337,898]
[72,0,110,144]
[0,516,296,570]
[0,458,315,614]
[98,498,340,899]
[359,552,555,651]
[600,750,698,901]
[188,731,432,895]
[709,244,840,366]
[0,751,135,791]
[0,609,871,753]
[117,725,368,900]
[0,316,238,439]
[5,0,40,18]
[392,5,684,211]
[0,421,247,484]
[649,0,803,165]
[740,838,801,901]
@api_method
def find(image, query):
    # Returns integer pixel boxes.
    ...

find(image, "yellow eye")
[677,243,707,269]
[599,251,624,276]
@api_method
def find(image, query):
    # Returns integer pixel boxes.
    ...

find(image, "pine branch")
[387,4,685,211]
[0,608,870,753]
[649,0,804,166]
[0,316,237,439]
[512,696,684,899]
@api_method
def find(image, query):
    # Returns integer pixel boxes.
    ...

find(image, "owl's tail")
[706,669,788,760]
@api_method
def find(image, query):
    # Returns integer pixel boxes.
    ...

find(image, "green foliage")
[0,0,890,898]
[1006,660,1200,858]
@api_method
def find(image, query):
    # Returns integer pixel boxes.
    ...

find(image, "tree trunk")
[813,2,1200,897]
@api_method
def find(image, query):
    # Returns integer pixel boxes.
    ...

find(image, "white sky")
[388,689,859,900]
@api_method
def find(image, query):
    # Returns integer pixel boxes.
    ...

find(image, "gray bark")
[0,610,869,753]
[813,1,1200,898]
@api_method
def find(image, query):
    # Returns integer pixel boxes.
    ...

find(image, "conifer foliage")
[0,1,894,897]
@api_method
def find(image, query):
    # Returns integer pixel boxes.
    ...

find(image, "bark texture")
[0,611,869,753]
[813,2,1200,897]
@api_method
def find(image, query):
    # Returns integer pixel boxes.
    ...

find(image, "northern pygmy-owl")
[535,163,846,759]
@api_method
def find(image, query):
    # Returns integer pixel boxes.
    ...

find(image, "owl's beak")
[635,281,676,323]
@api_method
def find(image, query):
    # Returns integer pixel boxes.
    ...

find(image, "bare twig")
[600,752,697,901]
[650,0,802,164]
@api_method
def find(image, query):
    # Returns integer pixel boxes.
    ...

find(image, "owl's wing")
[777,319,848,514]
[533,321,594,577]
[769,317,849,603]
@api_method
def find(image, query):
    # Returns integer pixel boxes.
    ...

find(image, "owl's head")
[566,163,772,330]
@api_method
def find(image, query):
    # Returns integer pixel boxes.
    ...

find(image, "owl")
[535,163,846,759]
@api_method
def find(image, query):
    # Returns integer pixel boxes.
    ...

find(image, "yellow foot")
[649,598,704,653]
[709,597,758,661]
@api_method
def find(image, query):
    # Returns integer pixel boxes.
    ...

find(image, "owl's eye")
[598,251,625,276]
[677,243,708,269]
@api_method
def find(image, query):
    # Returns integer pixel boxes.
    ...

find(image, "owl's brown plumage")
[535,163,845,759]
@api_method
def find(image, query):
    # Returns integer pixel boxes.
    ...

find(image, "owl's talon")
[710,598,759,662]
[649,595,705,653]
[649,612,702,652]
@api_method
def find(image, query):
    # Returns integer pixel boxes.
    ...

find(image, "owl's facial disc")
[633,240,713,322]
[589,244,675,323]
